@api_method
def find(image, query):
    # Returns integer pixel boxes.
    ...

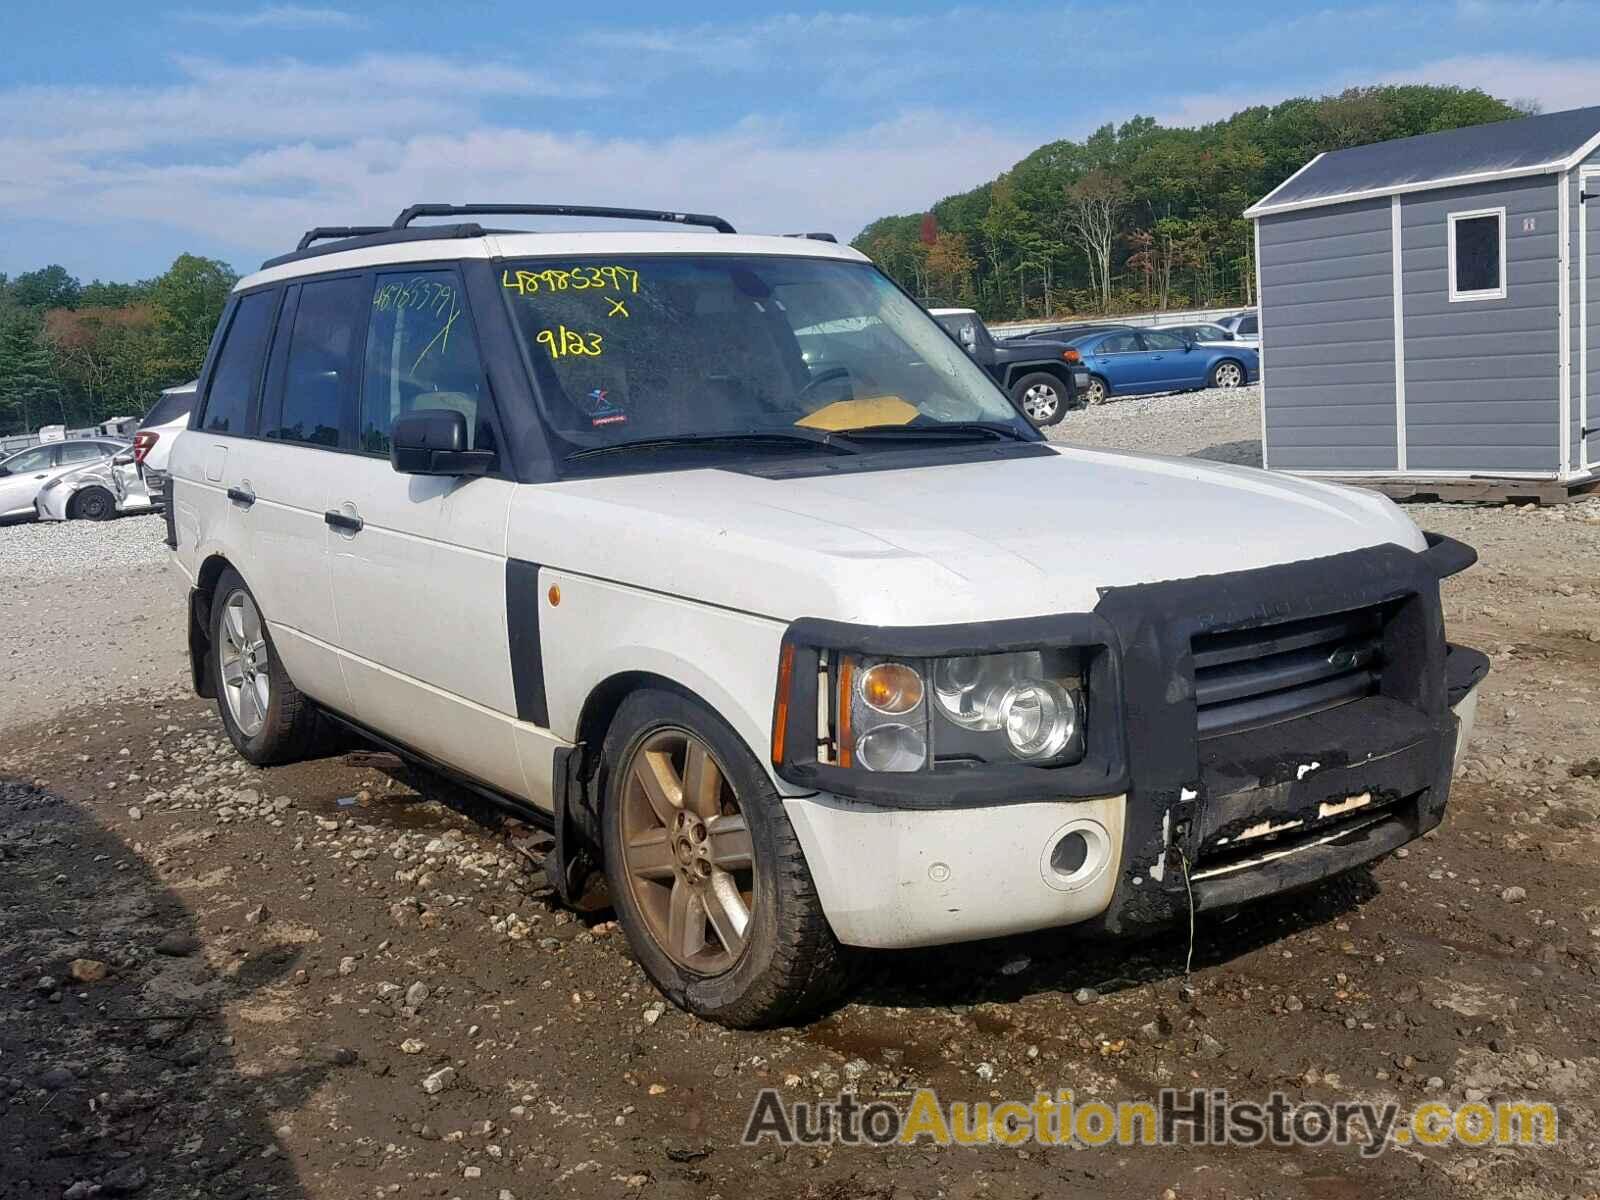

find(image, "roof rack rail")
[783,232,838,243]
[295,225,390,252]
[390,203,737,235]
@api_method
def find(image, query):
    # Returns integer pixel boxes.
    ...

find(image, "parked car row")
[0,380,196,526]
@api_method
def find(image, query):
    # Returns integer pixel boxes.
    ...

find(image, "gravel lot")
[4,397,1600,1200]
[1044,382,1263,465]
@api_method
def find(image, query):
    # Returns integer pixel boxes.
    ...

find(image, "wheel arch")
[1003,360,1071,390]
[187,552,238,698]
[1209,356,1247,384]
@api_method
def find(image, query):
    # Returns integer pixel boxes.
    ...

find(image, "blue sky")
[3,0,1599,282]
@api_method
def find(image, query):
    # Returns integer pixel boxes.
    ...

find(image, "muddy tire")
[69,487,115,521]
[600,687,853,1027]
[209,568,320,766]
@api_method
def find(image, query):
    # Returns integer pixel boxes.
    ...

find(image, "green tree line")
[0,255,238,436]
[853,85,1529,322]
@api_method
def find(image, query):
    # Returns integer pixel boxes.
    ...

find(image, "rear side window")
[265,276,365,447]
[140,390,193,429]
[1237,314,1258,336]
[201,292,276,434]
[1098,333,1141,354]
[361,270,489,453]
[1142,330,1185,351]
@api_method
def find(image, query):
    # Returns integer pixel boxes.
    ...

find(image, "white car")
[1216,310,1261,345]
[126,380,196,508]
[167,204,1487,1026]
[35,453,153,522]
[0,438,128,522]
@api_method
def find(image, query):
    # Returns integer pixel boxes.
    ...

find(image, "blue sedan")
[1070,328,1258,405]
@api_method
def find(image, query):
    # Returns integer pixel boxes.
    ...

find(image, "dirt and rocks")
[4,396,1600,1198]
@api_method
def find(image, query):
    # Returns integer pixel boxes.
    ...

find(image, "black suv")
[930,308,1091,427]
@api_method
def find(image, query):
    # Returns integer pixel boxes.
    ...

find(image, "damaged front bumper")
[779,533,1486,950]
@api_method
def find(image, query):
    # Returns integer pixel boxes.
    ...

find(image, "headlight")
[836,650,1085,771]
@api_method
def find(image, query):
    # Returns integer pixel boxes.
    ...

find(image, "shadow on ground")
[0,778,323,1199]
[1189,438,1264,468]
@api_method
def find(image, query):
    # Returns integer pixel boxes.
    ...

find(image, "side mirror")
[390,409,495,477]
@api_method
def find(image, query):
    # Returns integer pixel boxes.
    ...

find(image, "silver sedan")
[0,439,128,521]
[34,451,151,522]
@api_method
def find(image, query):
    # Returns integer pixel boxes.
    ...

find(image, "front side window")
[201,291,276,435]
[499,256,1029,461]
[266,276,365,447]
[1449,209,1506,301]
[362,270,490,454]
[1142,330,1186,352]
[5,445,56,472]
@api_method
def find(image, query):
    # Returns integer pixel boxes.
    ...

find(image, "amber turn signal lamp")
[771,643,796,764]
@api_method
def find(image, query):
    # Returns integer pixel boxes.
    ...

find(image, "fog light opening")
[1050,831,1089,876]
[1040,819,1110,892]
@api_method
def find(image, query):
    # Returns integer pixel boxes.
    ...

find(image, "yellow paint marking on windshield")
[605,296,629,318]
[502,266,641,295]
[796,395,918,431]
[535,325,604,359]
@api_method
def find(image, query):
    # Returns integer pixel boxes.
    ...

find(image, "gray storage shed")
[1245,105,1600,485]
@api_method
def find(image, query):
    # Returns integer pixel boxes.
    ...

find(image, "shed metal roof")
[1245,104,1600,218]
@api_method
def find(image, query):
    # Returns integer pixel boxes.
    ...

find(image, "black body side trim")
[319,708,554,831]
[506,558,550,726]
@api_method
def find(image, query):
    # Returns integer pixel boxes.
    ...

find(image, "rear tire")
[69,487,115,521]
[1082,374,1110,406]
[1009,372,1068,426]
[209,568,320,766]
[600,688,853,1028]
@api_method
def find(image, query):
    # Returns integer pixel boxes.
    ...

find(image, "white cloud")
[172,5,364,30]
[1376,54,1600,113]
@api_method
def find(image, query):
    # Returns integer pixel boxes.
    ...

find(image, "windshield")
[498,256,1030,459]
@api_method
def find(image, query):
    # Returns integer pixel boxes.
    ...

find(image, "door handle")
[324,509,364,534]
[226,486,255,507]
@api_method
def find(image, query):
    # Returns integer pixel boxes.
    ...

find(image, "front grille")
[1192,606,1385,738]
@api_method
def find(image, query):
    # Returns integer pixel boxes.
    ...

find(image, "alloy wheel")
[1084,378,1108,405]
[1214,362,1244,388]
[219,590,270,738]
[1021,383,1060,423]
[619,728,755,975]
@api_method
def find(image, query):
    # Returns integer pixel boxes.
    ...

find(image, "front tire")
[209,568,320,765]
[1208,359,1246,389]
[1009,372,1068,426]
[600,688,852,1027]
[69,487,115,521]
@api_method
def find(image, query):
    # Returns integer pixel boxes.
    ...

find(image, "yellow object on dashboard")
[796,395,918,431]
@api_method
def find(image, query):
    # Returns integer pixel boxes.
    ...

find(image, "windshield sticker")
[535,325,604,359]
[584,387,627,428]
[502,266,641,295]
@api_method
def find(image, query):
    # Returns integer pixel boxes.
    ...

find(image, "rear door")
[324,266,526,798]
[1086,330,1148,392]
[228,276,362,709]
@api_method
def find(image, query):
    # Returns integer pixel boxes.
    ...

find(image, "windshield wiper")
[565,429,853,462]
[830,421,1032,444]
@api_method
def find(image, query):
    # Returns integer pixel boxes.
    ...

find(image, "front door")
[0,444,58,518]
[324,266,526,799]
[1139,329,1207,390]
[1585,173,1600,470]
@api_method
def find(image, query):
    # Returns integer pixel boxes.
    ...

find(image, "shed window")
[1448,208,1506,302]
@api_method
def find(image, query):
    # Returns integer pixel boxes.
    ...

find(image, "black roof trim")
[391,203,736,234]
[259,224,492,270]
[296,225,390,252]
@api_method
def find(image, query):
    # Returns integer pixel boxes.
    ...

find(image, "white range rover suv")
[167,204,1487,1027]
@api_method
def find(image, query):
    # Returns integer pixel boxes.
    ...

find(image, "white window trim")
[1447,206,1507,303]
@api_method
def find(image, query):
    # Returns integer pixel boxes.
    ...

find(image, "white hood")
[510,445,1425,626]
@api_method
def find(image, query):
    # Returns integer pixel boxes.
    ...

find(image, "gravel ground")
[4,399,1600,1200]
[0,513,186,730]
[1045,382,1263,465]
